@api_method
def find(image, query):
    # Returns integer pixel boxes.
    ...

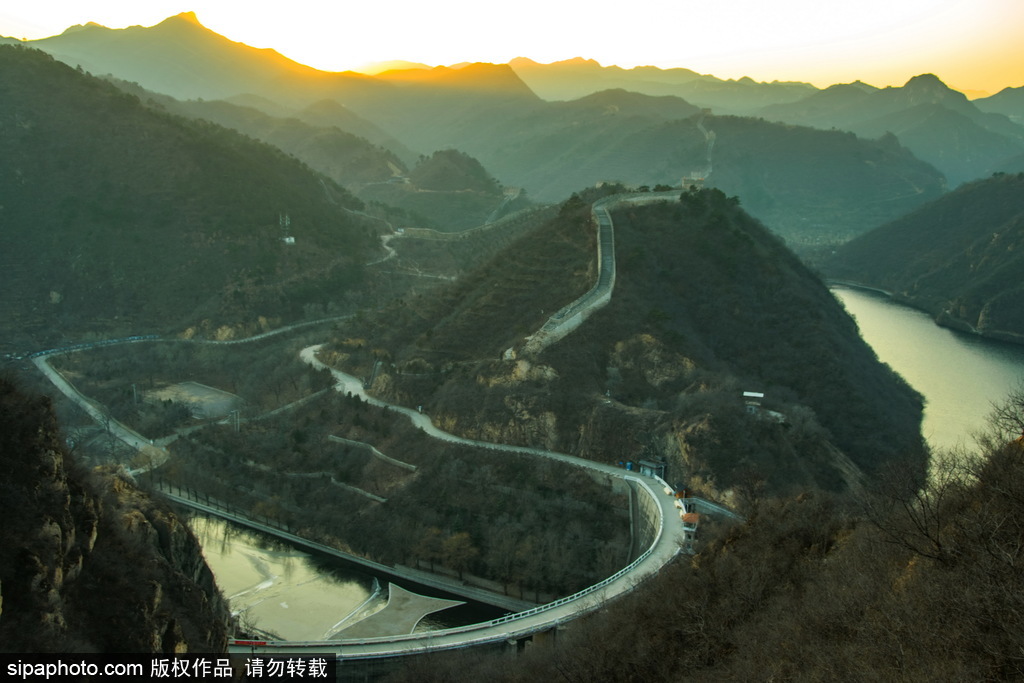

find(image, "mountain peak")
[59,21,107,35]
[899,73,968,107]
[172,11,202,24]
[904,73,947,89]
[154,11,207,32]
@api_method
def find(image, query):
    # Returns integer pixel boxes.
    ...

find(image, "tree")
[415,526,444,571]
[981,381,1024,445]
[442,532,479,580]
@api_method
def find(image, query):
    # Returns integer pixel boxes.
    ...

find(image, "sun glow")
[1,0,1022,93]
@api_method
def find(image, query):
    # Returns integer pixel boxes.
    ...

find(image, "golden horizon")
[2,1,1022,95]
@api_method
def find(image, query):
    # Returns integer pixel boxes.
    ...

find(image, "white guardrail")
[233,475,668,656]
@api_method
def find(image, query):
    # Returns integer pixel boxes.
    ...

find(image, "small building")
[742,390,787,423]
[282,236,296,245]
[743,391,765,415]
[681,512,700,546]
[681,512,700,531]
[638,459,666,480]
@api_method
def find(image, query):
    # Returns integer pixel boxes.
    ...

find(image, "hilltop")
[825,172,1024,344]
[0,46,379,348]
[324,188,925,497]
[27,12,383,106]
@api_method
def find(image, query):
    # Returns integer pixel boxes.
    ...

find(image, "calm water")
[832,286,1024,452]
[189,513,504,640]
[189,514,386,641]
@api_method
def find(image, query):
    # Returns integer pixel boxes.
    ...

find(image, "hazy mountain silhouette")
[289,99,418,162]
[28,13,386,107]
[351,62,542,153]
[509,57,817,113]
[375,62,539,98]
[24,14,543,157]
[761,74,1024,185]
[110,79,411,187]
[427,93,945,241]
[16,13,952,243]
[975,85,1024,125]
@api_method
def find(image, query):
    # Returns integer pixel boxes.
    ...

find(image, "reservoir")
[189,514,385,641]
[189,513,503,641]
[832,285,1024,452]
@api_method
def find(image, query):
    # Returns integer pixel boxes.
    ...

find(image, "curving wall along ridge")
[517,192,677,357]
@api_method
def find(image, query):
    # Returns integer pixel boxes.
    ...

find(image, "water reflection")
[188,513,507,640]
[833,286,1024,452]
[188,514,385,641]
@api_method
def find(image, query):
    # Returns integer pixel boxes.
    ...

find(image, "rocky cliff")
[0,377,229,653]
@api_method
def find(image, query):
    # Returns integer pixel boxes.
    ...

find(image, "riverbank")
[831,285,1024,452]
[829,280,1024,348]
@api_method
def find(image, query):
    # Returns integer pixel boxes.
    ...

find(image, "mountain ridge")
[760,73,1024,185]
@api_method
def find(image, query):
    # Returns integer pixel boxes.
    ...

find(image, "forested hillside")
[826,172,1024,343]
[0,46,379,348]
[324,188,925,496]
[112,82,410,188]
[393,91,945,243]
[700,115,945,243]
[358,149,514,230]
[386,391,1024,680]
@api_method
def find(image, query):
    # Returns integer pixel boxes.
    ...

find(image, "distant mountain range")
[975,85,1024,125]
[508,57,817,113]
[10,12,1022,245]
[826,172,1024,343]
[759,74,1024,186]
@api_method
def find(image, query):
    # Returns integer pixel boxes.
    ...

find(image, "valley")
[19,195,711,650]
[2,9,1024,677]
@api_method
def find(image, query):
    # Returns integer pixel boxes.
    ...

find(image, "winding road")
[28,192,739,660]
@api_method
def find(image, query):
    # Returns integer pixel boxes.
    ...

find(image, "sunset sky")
[2,0,1022,96]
